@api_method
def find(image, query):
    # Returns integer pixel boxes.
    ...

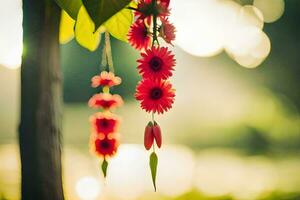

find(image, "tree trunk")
[19,0,64,199]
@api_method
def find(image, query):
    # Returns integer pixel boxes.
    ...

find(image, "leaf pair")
[56,0,131,29]
[57,0,135,50]
[82,0,131,31]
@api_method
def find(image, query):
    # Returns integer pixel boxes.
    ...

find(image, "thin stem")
[151,111,155,123]
[101,38,108,71]
[105,32,114,73]
[151,0,158,47]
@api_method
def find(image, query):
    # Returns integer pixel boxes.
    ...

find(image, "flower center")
[101,119,109,128]
[100,140,110,149]
[150,87,163,100]
[149,56,163,72]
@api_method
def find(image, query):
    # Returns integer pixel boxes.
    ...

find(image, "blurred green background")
[1,0,300,200]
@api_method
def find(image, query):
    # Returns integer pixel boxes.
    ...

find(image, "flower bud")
[144,121,154,150]
[153,121,162,148]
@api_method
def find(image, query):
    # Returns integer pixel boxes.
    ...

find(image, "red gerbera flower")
[91,71,121,88]
[128,21,151,50]
[137,46,175,80]
[91,136,119,157]
[159,18,176,45]
[88,93,123,110]
[135,78,175,114]
[160,0,170,8]
[135,0,170,21]
[90,112,120,135]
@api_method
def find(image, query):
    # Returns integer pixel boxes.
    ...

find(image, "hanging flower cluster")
[88,33,123,177]
[128,0,176,191]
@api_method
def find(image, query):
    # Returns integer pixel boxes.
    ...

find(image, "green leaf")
[54,0,82,19]
[104,6,133,42]
[101,159,108,178]
[104,1,136,42]
[149,152,158,191]
[75,6,103,51]
[82,0,131,31]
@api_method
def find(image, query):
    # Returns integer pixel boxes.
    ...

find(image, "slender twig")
[105,32,114,73]
[101,36,108,71]
[152,0,158,47]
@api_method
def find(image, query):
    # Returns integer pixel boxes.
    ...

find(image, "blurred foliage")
[232,126,270,155]
[259,192,300,200]
[170,191,300,200]
[0,195,8,200]
[173,190,234,200]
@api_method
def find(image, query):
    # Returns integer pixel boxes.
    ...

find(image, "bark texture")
[19,0,64,199]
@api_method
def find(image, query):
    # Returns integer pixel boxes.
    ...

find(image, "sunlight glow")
[106,145,149,200]
[156,146,195,197]
[195,150,276,199]
[238,5,264,29]
[225,26,271,68]
[75,176,101,200]
[105,144,195,199]
[171,0,239,57]
[171,0,276,68]
[0,0,23,69]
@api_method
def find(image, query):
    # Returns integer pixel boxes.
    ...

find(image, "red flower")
[91,136,119,157]
[159,18,176,45]
[137,46,175,80]
[135,79,175,114]
[91,71,121,88]
[128,21,151,50]
[144,121,154,150]
[90,112,119,135]
[160,0,170,8]
[135,0,170,21]
[88,93,123,110]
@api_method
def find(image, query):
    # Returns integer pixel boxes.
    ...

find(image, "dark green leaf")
[82,0,131,31]
[101,159,108,177]
[149,152,158,191]
[54,0,82,19]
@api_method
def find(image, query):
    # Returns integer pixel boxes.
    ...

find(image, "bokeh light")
[238,5,264,29]
[75,176,101,200]
[0,0,22,69]
[156,146,195,197]
[171,0,281,68]
[105,144,149,200]
[0,0,286,69]
[225,26,271,68]
[195,150,276,199]
[254,0,285,23]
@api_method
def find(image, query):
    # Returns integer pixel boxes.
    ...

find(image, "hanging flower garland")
[128,0,176,191]
[88,32,123,177]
